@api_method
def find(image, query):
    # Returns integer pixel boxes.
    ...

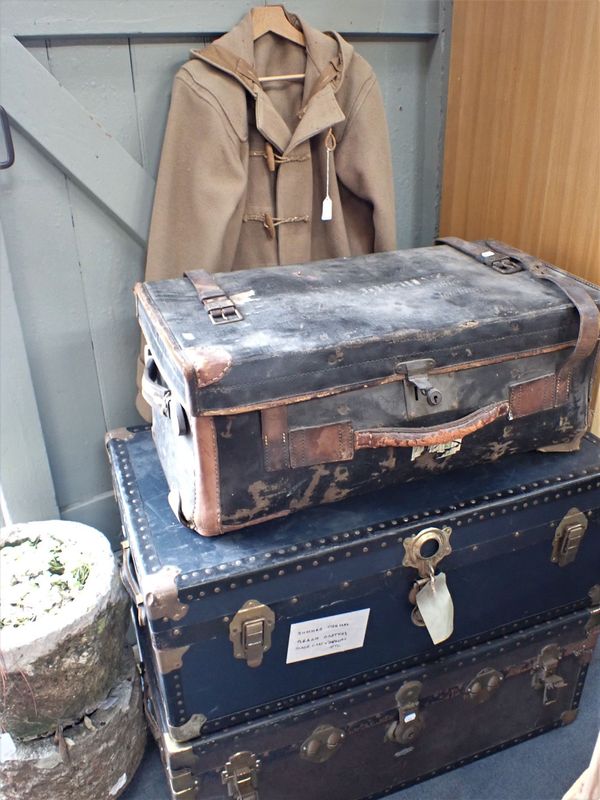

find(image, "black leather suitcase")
[139,604,599,800]
[107,426,600,744]
[135,238,600,535]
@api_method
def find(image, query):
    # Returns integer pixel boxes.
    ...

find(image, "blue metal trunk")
[107,427,600,742]
[139,605,599,800]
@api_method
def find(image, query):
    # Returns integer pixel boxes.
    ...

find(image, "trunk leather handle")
[120,541,146,627]
[141,353,188,435]
[354,401,510,450]
[141,353,170,410]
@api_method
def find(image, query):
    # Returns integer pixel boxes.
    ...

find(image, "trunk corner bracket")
[168,713,207,743]
[144,564,189,623]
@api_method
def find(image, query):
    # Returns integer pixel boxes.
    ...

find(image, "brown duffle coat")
[138,9,397,418]
[145,10,396,279]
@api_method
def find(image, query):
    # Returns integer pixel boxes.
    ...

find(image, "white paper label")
[321,195,333,221]
[415,572,454,645]
[286,609,370,664]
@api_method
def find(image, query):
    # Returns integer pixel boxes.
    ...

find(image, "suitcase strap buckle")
[203,294,243,325]
[221,752,260,800]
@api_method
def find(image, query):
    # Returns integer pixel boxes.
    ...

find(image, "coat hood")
[189,8,354,155]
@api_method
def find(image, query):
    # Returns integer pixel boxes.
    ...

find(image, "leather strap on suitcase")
[185,269,243,325]
[437,237,600,405]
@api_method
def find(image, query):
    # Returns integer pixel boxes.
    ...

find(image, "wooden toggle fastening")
[263,212,276,239]
[264,141,276,172]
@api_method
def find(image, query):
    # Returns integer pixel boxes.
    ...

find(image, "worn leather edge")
[509,374,557,418]
[220,507,291,534]
[190,415,223,536]
[196,341,577,417]
[289,422,354,468]
[538,430,587,453]
[183,346,233,389]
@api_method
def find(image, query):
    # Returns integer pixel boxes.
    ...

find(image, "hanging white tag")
[321,128,336,222]
[415,572,454,645]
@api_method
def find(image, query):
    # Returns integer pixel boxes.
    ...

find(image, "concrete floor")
[122,648,600,800]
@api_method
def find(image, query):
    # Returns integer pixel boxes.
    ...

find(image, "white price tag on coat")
[286,609,370,663]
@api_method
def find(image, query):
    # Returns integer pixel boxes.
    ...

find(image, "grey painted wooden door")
[0,0,450,543]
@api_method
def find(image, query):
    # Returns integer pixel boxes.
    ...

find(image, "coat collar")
[193,9,352,154]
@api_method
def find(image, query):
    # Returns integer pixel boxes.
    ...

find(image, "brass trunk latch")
[221,752,260,800]
[551,508,588,567]
[386,681,424,745]
[229,600,275,668]
[531,644,567,705]
[465,668,504,703]
[300,724,346,763]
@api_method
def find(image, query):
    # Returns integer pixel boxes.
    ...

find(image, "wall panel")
[441,0,600,434]
[0,1,450,537]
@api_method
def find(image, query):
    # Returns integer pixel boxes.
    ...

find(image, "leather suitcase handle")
[141,352,169,410]
[355,401,510,449]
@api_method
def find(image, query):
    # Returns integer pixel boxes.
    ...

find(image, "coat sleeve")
[145,71,248,281]
[334,75,397,253]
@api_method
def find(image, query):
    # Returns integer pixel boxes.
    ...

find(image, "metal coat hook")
[0,107,15,169]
